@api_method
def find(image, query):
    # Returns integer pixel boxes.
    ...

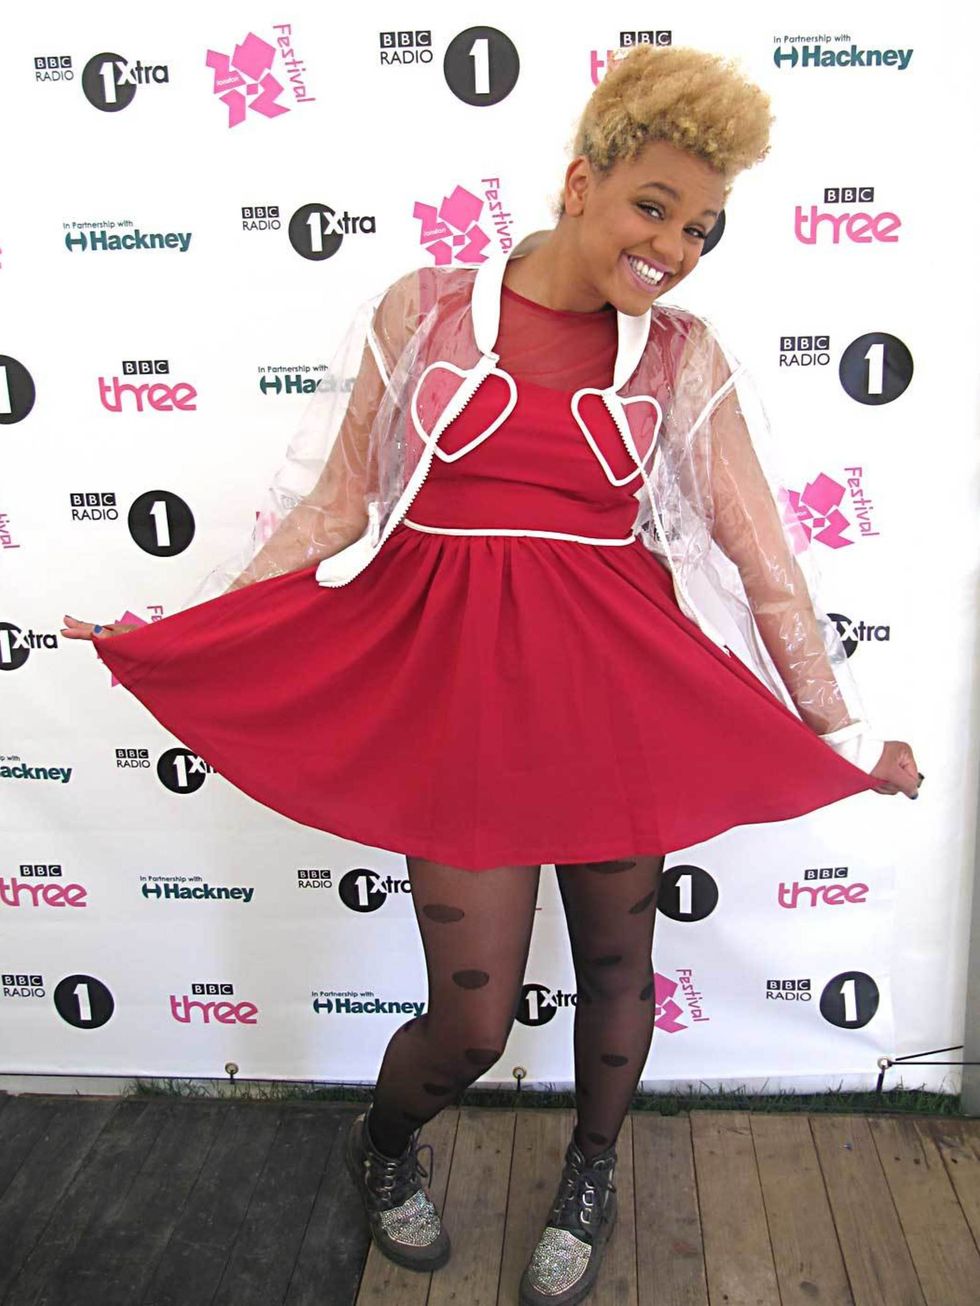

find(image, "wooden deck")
[0,1095,978,1305]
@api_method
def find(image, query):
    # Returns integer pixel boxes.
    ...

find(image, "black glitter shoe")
[344,1111,451,1271]
[519,1137,617,1305]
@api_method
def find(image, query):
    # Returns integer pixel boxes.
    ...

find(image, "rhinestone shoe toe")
[519,1138,617,1305]
[345,1111,451,1271]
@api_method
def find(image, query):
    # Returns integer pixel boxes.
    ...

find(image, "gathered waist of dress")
[401,517,639,546]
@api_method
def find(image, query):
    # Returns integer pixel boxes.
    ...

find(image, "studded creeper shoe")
[344,1111,451,1271]
[519,1137,617,1305]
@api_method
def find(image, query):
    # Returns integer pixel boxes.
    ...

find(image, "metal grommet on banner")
[512,1065,527,1094]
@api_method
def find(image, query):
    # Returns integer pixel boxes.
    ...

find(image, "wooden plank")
[282,1104,368,1306]
[869,1116,980,1306]
[750,1114,852,1305]
[140,1101,284,1306]
[5,1098,169,1306]
[809,1115,925,1305]
[427,1107,515,1306]
[355,1107,459,1305]
[0,1096,115,1300]
[632,1113,707,1306]
[0,1095,85,1202]
[210,1103,350,1306]
[592,1115,637,1306]
[923,1118,980,1246]
[497,1109,574,1306]
[691,1110,780,1305]
[38,1099,227,1306]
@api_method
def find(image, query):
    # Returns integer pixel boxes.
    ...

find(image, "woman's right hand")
[60,614,139,641]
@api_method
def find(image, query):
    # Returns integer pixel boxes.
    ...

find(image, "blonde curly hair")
[568,44,773,206]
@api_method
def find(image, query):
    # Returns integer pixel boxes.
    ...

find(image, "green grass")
[126,1077,962,1116]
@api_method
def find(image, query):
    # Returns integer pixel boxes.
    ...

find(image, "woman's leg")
[555,855,666,1159]
[367,856,542,1158]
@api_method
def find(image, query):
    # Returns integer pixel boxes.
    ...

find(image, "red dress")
[93,286,878,870]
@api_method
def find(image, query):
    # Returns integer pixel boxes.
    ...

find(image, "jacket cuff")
[818,722,886,774]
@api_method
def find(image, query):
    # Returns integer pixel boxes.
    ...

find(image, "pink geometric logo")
[205,34,289,128]
[413,186,491,265]
[779,472,854,551]
[653,972,688,1033]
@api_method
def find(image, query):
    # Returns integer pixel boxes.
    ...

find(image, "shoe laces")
[367,1131,435,1208]
[552,1149,616,1236]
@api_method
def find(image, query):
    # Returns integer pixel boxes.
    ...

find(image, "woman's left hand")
[869,740,921,798]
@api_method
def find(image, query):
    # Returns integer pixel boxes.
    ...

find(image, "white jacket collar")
[472,238,651,393]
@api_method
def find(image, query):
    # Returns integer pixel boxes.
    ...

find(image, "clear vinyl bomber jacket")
[183,233,885,776]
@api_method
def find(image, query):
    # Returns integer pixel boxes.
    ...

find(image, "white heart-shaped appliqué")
[570,389,663,487]
[411,360,518,463]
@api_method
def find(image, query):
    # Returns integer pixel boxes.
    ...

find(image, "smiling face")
[562,138,729,314]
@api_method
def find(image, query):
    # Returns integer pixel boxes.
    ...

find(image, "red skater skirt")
[92,373,878,870]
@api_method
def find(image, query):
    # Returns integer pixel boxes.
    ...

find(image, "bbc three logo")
[191,982,234,995]
[19,864,63,877]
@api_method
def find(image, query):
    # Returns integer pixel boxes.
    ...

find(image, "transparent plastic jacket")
[183,233,884,774]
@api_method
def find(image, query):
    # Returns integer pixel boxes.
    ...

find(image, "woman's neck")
[502,223,608,314]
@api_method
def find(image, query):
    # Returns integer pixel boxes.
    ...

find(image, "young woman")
[63,45,920,1306]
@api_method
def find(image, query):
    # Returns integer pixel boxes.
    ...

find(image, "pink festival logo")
[654,972,688,1032]
[414,186,491,265]
[205,33,289,127]
[779,472,855,551]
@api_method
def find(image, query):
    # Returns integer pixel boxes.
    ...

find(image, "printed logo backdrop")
[2,1,978,1094]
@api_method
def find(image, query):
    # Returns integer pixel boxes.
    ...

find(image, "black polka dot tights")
[367,854,666,1160]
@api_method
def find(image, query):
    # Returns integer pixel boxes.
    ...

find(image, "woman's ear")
[563,156,592,217]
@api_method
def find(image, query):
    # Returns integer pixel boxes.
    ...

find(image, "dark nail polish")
[910,793,918,800]
[917,772,925,782]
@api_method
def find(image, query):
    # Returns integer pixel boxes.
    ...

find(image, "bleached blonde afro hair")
[570,44,773,201]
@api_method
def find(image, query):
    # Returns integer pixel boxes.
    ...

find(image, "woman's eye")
[638,203,706,240]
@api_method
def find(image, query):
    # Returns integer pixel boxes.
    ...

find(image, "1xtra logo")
[338,868,411,912]
[287,203,376,260]
[81,52,169,111]
[0,621,58,669]
[827,613,890,657]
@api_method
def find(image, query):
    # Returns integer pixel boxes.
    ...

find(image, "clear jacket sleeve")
[179,270,426,609]
[671,316,885,774]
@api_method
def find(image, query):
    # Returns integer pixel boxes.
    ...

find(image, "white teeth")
[627,254,665,286]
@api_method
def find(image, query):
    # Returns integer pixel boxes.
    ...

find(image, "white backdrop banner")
[2,1,978,1092]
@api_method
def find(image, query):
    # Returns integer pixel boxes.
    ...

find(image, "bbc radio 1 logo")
[779,335,830,368]
[444,27,519,105]
[795,186,901,246]
[67,489,194,556]
[772,38,913,72]
[71,492,118,522]
[2,971,46,998]
[379,31,433,66]
[287,202,377,261]
[81,52,170,111]
[34,55,74,83]
[767,972,880,1028]
[0,355,37,424]
[297,868,333,891]
[338,868,411,912]
[242,204,281,232]
[116,747,151,769]
[170,981,258,1024]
